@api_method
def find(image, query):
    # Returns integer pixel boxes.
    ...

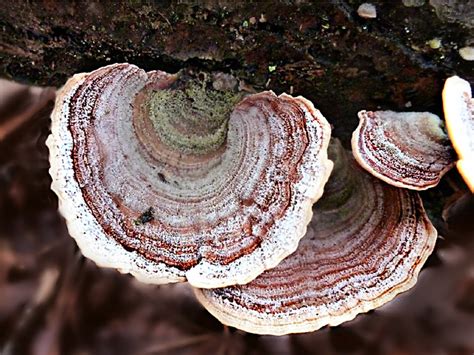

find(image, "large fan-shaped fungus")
[352,110,454,190]
[47,63,333,288]
[442,76,474,192]
[195,141,437,335]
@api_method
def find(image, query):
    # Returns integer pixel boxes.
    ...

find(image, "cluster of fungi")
[47,64,473,335]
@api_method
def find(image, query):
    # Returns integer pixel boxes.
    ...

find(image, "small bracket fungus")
[357,3,377,19]
[46,63,333,288]
[352,110,455,190]
[195,141,437,335]
[442,76,474,192]
[458,46,474,61]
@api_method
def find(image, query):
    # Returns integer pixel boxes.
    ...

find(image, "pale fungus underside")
[47,63,333,289]
[195,141,437,335]
[352,110,455,190]
[442,76,474,192]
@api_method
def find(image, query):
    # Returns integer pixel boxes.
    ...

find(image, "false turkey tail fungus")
[352,110,454,190]
[442,76,474,192]
[195,141,437,335]
[46,63,333,289]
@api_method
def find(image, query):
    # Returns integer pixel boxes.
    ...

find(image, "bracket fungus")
[195,141,437,335]
[352,110,455,190]
[442,76,474,192]
[46,63,333,288]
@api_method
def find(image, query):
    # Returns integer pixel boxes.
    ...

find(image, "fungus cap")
[442,76,474,192]
[352,110,454,190]
[357,3,377,18]
[46,63,333,288]
[195,141,437,335]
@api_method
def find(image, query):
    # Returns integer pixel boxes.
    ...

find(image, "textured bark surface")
[0,1,472,141]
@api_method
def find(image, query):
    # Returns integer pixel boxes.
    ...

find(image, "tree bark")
[0,0,472,140]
